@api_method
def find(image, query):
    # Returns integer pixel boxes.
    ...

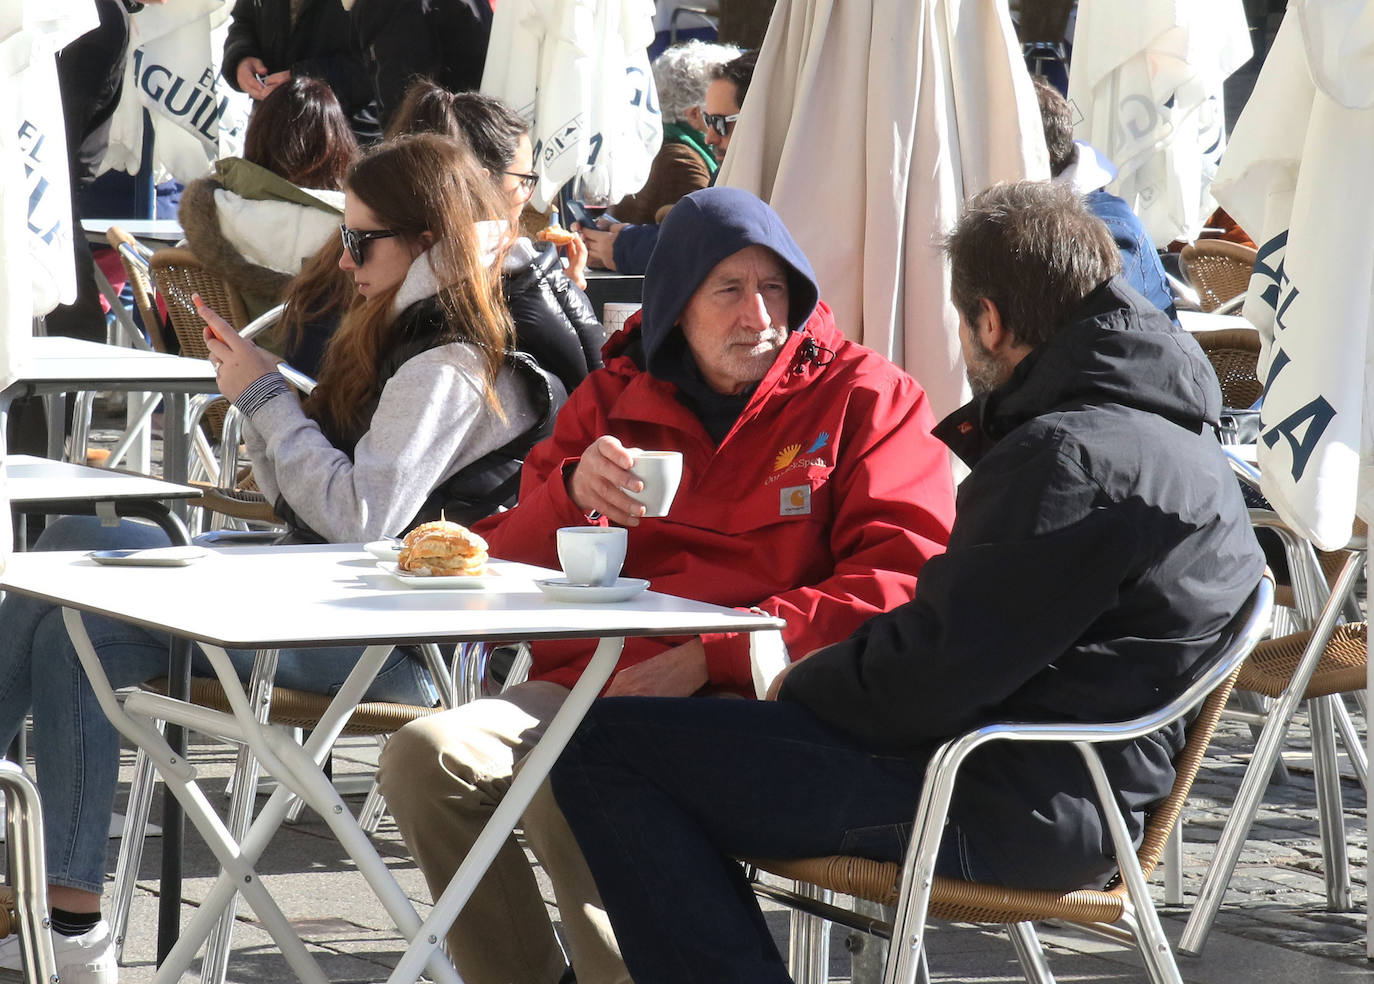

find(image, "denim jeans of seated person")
[0,516,437,895]
[549,696,996,984]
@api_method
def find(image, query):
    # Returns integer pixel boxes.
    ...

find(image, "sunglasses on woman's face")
[340,224,398,265]
[702,111,740,137]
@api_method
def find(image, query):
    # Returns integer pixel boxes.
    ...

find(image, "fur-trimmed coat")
[178,174,340,321]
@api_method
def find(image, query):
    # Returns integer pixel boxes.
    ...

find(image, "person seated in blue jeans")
[0,133,563,984]
[549,181,1264,983]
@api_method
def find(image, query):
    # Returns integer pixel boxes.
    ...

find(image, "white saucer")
[535,577,649,604]
[377,561,498,589]
[364,539,403,561]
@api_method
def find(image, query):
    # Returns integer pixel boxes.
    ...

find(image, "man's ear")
[975,298,1012,353]
[684,105,705,130]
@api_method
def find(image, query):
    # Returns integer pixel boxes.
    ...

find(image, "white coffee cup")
[557,526,627,586]
[626,450,683,518]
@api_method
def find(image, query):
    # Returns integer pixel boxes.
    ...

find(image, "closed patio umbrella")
[1067,0,1251,247]
[717,0,1048,419]
[481,0,662,213]
[102,0,251,184]
[1210,1,1373,554]
[0,0,101,565]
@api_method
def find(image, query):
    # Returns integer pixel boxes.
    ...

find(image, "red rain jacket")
[476,305,955,695]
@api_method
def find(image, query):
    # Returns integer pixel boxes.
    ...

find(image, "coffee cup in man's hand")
[626,451,683,518]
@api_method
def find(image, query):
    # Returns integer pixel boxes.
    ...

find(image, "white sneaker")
[0,921,116,984]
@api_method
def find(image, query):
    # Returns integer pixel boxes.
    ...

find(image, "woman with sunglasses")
[383,81,604,396]
[0,134,563,981]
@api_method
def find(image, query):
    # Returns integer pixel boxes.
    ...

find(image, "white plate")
[535,577,649,604]
[364,539,403,561]
[377,561,498,589]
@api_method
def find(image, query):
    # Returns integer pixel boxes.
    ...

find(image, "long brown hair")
[303,134,515,440]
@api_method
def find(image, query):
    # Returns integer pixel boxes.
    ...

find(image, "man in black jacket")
[548,180,1266,983]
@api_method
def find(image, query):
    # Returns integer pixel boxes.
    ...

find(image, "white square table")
[1,337,219,519]
[0,544,784,983]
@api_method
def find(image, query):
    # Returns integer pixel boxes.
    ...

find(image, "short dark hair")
[709,49,758,106]
[944,181,1121,349]
[243,76,358,190]
[1032,75,1077,177]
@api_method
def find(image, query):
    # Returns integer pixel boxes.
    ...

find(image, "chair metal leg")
[1006,922,1056,984]
[1233,690,1290,785]
[204,648,279,984]
[0,763,56,984]
[787,881,832,984]
[1179,554,1364,955]
[1333,695,1368,794]
[110,738,161,960]
[1163,820,1184,906]
[1308,696,1353,911]
[1078,747,1183,984]
[358,736,390,834]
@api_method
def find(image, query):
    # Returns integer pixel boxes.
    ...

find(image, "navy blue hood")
[639,187,820,381]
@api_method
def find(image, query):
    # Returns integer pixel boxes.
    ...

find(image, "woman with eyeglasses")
[0,135,564,978]
[383,81,605,397]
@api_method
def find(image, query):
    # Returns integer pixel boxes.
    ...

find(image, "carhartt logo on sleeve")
[780,486,811,516]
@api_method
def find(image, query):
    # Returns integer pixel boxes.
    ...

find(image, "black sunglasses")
[505,170,539,192]
[339,224,398,265]
[702,111,740,137]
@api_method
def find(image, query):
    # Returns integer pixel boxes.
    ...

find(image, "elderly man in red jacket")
[378,187,956,984]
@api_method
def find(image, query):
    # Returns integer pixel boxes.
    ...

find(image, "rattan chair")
[1179,240,1257,314]
[1190,326,1262,410]
[745,574,1274,984]
[1177,509,1366,956]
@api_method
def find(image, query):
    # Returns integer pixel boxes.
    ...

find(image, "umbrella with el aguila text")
[0,0,102,571]
[481,0,662,214]
[717,0,1048,421]
[102,0,251,183]
[1207,1,1374,955]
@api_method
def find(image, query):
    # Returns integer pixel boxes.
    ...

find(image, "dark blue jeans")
[550,697,991,984]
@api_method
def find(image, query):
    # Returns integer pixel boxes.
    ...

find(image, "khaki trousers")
[378,680,633,984]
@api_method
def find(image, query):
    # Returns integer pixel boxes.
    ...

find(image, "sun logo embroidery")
[773,443,802,471]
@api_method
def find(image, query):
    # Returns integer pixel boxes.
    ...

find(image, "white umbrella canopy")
[1210,1,1374,553]
[102,0,250,184]
[717,0,1048,420]
[1067,0,1251,247]
[0,0,100,570]
[481,0,663,213]
[1,0,100,327]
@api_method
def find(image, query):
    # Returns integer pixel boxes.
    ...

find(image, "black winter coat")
[222,0,374,131]
[502,243,604,396]
[782,278,1265,890]
[349,0,492,128]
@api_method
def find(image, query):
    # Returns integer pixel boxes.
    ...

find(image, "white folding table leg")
[61,610,333,984]
[158,642,462,984]
[388,636,627,984]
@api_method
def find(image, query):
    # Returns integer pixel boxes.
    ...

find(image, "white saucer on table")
[535,577,649,604]
[364,539,403,561]
[377,561,498,589]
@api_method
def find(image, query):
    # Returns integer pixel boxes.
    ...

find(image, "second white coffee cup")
[557,526,627,586]
[626,450,683,517]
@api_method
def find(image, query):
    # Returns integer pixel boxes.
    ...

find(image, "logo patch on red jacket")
[780,485,811,516]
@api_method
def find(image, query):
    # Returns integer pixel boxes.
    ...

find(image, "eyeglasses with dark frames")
[339,224,398,265]
[505,170,539,192]
[702,111,741,137]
